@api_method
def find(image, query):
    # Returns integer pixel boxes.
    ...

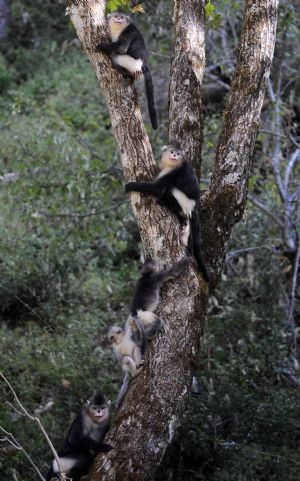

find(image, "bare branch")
[226,245,273,261]
[284,148,300,193]
[203,0,278,282]
[286,237,300,347]
[0,373,66,481]
[268,78,286,201]
[0,426,46,481]
[248,194,284,229]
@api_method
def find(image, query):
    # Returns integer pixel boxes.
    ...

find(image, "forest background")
[0,0,300,480]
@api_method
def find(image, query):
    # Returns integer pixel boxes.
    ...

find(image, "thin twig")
[284,148,300,193]
[0,373,66,481]
[226,245,272,261]
[247,194,284,229]
[0,426,45,481]
[44,200,127,218]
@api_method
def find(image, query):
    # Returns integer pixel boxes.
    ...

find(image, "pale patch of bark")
[169,0,206,177]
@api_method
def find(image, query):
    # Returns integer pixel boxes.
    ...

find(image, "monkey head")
[108,10,130,28]
[85,392,109,424]
[107,325,124,345]
[140,259,162,276]
[160,140,183,169]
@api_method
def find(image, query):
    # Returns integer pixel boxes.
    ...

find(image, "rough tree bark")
[168,1,206,176]
[66,1,278,480]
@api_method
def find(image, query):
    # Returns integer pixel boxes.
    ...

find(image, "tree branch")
[0,373,66,481]
[0,426,46,481]
[203,0,278,283]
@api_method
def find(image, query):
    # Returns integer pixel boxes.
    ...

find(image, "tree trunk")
[67,1,278,479]
[168,0,206,177]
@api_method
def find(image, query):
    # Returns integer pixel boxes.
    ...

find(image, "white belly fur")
[53,457,77,474]
[171,188,195,218]
[114,55,143,74]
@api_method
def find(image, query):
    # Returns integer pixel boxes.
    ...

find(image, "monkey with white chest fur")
[108,257,192,409]
[45,392,111,481]
[125,142,210,283]
[97,10,158,129]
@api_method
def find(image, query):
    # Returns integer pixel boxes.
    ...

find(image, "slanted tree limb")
[67,1,278,480]
[202,0,278,285]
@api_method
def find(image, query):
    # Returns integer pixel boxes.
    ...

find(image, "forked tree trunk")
[67,1,278,480]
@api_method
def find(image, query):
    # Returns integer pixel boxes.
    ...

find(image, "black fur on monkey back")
[172,161,200,200]
[130,266,161,315]
[119,23,157,129]
[121,23,148,62]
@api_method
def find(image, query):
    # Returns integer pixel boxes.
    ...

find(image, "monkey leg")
[132,316,147,358]
[137,310,162,339]
[67,453,91,481]
[181,218,191,247]
[112,54,143,79]
[122,355,138,377]
[111,60,133,78]
[133,344,144,369]
[157,192,183,219]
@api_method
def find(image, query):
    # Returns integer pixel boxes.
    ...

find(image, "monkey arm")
[125,180,167,196]
[96,41,115,54]
[78,436,111,453]
[155,257,192,284]
[97,35,131,55]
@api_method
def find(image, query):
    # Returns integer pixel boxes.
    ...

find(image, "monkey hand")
[96,42,111,54]
[101,443,113,452]
[125,182,137,192]
[176,256,194,270]
[136,363,144,376]
[133,70,143,80]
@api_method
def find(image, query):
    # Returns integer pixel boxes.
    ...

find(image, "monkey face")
[160,147,183,169]
[108,11,130,27]
[108,326,124,344]
[89,404,109,423]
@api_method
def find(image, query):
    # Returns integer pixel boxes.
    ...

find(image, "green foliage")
[106,0,131,14]
[205,0,215,18]
[0,54,15,93]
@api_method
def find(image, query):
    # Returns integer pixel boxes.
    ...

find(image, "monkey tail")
[115,373,131,411]
[190,207,210,283]
[142,64,158,129]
